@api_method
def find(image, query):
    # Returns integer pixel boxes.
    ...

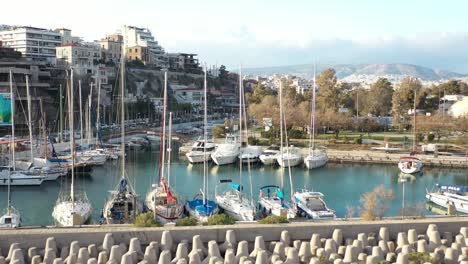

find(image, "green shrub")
[248,137,259,145]
[328,138,337,144]
[427,133,435,142]
[258,215,289,224]
[343,136,349,143]
[134,212,162,227]
[354,136,363,144]
[288,129,305,139]
[205,214,236,225]
[175,217,198,226]
[213,125,226,138]
[408,252,441,264]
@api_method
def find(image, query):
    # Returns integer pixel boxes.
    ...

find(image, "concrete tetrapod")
[220,230,237,254]
[250,236,266,258]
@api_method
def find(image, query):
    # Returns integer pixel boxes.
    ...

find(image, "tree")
[246,83,273,104]
[359,185,395,220]
[391,77,424,125]
[437,80,468,95]
[219,65,229,81]
[316,110,352,139]
[316,68,342,112]
[418,114,457,141]
[367,78,394,116]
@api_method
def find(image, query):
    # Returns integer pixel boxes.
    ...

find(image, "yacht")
[304,150,328,169]
[0,169,45,186]
[186,68,219,222]
[277,146,303,168]
[146,75,184,223]
[258,185,296,219]
[294,190,335,219]
[211,135,240,165]
[185,139,216,163]
[426,184,468,214]
[215,181,255,221]
[398,156,423,174]
[259,145,280,165]
[239,145,263,164]
[0,207,21,228]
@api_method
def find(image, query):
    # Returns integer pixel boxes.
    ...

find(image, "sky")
[3,0,468,72]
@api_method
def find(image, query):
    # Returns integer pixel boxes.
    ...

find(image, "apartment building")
[120,25,165,67]
[97,34,122,64]
[0,26,62,63]
[167,53,201,73]
[55,28,81,45]
[126,45,150,64]
[56,42,101,75]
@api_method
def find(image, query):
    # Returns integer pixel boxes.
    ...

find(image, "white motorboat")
[146,131,161,146]
[26,166,68,181]
[398,156,423,174]
[258,185,296,219]
[426,184,468,214]
[259,145,280,165]
[294,190,335,219]
[304,150,328,169]
[239,145,263,164]
[185,139,216,163]
[146,78,184,223]
[0,207,21,228]
[0,168,45,186]
[76,150,107,165]
[52,69,92,227]
[216,181,255,221]
[211,135,240,166]
[277,146,303,168]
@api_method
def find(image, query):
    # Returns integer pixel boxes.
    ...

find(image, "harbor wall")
[0,217,466,249]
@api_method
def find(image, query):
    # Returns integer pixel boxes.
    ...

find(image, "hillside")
[243,63,466,81]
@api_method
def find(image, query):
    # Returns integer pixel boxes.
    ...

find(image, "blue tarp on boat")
[187,199,218,216]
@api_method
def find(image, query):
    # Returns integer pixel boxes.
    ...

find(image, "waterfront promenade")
[0,217,467,263]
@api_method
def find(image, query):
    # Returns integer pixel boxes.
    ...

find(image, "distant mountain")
[243,63,467,81]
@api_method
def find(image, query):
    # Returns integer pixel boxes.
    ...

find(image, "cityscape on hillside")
[0,2,467,261]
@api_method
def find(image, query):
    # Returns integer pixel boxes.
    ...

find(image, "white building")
[120,25,165,67]
[172,84,203,109]
[55,28,81,45]
[56,42,101,75]
[0,26,61,63]
[291,78,314,94]
[449,97,468,117]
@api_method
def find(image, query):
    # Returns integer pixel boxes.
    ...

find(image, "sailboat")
[145,72,184,223]
[215,67,255,221]
[185,68,219,222]
[0,70,22,228]
[103,43,143,224]
[258,82,296,219]
[0,71,45,186]
[304,66,328,169]
[398,88,423,174]
[52,69,92,226]
[17,74,68,181]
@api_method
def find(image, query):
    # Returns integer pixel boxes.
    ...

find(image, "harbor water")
[1,146,467,226]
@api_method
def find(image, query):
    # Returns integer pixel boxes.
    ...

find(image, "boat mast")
[240,68,254,205]
[310,64,317,154]
[26,75,34,164]
[238,66,243,201]
[167,112,172,186]
[70,69,75,205]
[120,38,126,180]
[87,83,93,145]
[96,81,101,146]
[279,81,284,189]
[159,72,167,184]
[59,84,63,143]
[412,88,417,153]
[203,67,208,205]
[79,80,83,146]
[7,70,14,214]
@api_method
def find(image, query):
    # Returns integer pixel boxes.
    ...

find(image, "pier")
[0,217,467,263]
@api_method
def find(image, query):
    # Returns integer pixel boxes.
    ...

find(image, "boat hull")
[398,159,423,174]
[426,192,468,214]
[277,156,303,168]
[304,154,328,169]
[185,198,219,223]
[52,200,92,226]
[211,153,238,165]
[259,154,277,165]
[0,172,45,186]
[186,152,212,163]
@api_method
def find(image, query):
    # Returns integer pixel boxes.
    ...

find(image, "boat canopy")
[436,184,468,194]
[260,185,281,190]
[229,183,242,191]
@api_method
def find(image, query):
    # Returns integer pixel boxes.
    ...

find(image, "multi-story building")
[97,34,122,64]
[126,45,150,64]
[54,28,81,45]
[56,42,101,75]
[167,53,201,73]
[0,26,61,63]
[0,41,21,58]
[120,25,165,67]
